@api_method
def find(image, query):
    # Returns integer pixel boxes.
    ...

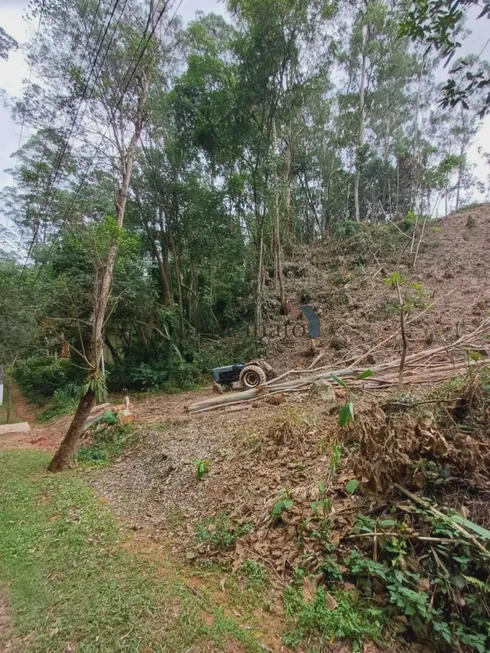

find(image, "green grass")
[0,450,262,652]
[283,581,386,652]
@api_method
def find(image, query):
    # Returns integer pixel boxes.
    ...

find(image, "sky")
[0,0,489,229]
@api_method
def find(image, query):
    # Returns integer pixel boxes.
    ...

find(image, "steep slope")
[91,206,490,653]
[263,204,490,372]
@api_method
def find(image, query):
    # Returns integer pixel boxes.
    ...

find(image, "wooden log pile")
[186,319,490,415]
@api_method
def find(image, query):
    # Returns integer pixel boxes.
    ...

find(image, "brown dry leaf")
[235,541,244,555]
[363,641,379,653]
[325,592,338,610]
[417,578,430,592]
[302,575,317,602]
[330,531,341,545]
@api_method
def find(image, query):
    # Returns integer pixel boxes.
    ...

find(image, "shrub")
[39,384,81,422]
[76,420,136,466]
[283,578,385,652]
[13,356,85,405]
[107,335,260,394]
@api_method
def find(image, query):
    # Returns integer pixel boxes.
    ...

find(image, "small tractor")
[211,360,276,393]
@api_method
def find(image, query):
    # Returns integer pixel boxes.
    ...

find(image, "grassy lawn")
[0,450,262,652]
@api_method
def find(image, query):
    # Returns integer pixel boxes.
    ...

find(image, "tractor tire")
[239,364,267,389]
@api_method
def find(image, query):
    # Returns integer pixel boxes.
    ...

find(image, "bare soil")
[0,595,16,653]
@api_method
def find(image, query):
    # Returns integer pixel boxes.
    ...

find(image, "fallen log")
[186,386,265,413]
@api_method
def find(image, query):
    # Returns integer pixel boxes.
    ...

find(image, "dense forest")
[0,0,488,417]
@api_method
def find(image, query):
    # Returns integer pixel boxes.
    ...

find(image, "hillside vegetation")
[1,0,490,650]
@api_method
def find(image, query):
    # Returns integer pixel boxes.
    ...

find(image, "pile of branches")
[187,319,490,414]
[182,349,490,650]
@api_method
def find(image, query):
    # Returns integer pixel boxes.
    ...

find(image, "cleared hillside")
[90,205,490,653]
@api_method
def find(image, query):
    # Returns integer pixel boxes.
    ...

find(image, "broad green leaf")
[356,369,373,380]
[453,515,490,541]
[345,479,360,494]
[379,519,396,528]
[330,374,347,387]
[339,402,354,427]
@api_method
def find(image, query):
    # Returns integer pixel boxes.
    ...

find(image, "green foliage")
[239,561,268,589]
[195,512,251,550]
[339,402,355,427]
[384,272,428,311]
[329,444,341,473]
[76,422,136,466]
[343,535,490,651]
[13,356,85,405]
[356,369,373,380]
[272,494,294,518]
[194,458,211,480]
[283,582,385,652]
[345,479,360,494]
[400,0,490,117]
[330,374,347,388]
[332,220,362,239]
[39,384,81,422]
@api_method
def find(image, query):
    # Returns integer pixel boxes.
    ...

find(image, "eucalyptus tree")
[0,26,17,60]
[10,0,173,470]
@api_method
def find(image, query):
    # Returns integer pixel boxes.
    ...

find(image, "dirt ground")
[0,596,13,653]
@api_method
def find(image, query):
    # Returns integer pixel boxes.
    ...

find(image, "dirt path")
[0,595,16,653]
[6,382,40,423]
[0,385,213,453]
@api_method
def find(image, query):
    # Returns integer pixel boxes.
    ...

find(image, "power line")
[33,0,179,282]
[476,36,490,63]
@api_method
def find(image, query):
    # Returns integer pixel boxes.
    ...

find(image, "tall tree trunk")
[272,120,286,314]
[254,224,264,340]
[156,207,171,304]
[169,229,185,340]
[354,24,368,222]
[210,255,215,304]
[395,158,400,216]
[413,57,425,212]
[158,210,171,301]
[48,5,156,473]
[284,134,292,244]
[6,375,12,424]
[104,336,120,363]
[384,105,392,215]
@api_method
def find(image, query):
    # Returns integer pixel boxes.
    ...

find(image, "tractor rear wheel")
[239,364,266,389]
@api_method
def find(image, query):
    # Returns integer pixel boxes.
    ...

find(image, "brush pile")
[187,319,490,414]
[185,361,490,652]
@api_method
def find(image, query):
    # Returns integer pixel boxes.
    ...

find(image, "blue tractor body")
[212,364,245,387]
